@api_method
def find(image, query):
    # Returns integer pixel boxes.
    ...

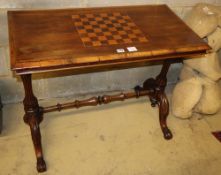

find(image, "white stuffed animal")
[172,3,221,119]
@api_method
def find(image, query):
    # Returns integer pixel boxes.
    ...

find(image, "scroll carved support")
[21,74,46,173]
[141,60,173,140]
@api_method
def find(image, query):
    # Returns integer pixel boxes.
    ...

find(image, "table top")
[8,5,210,75]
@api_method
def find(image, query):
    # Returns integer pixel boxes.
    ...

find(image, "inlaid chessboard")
[72,12,148,47]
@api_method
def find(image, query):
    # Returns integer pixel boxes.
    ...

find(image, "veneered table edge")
[14,48,210,75]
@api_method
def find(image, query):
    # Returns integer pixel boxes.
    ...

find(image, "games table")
[8,5,210,172]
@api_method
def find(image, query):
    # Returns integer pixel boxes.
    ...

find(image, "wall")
[0,0,220,104]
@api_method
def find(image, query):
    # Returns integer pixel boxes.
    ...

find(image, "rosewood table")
[8,5,210,172]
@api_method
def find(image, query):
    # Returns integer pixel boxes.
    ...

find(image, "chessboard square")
[118,19,127,24]
[92,24,100,28]
[109,16,117,20]
[118,31,127,35]
[93,13,100,17]
[100,40,109,45]
[94,28,102,33]
[115,26,124,31]
[92,41,102,46]
[86,14,94,18]
[121,34,130,39]
[88,32,97,37]
[78,29,87,34]
[123,26,131,31]
[86,29,94,33]
[88,17,95,21]
[96,32,104,36]
[83,21,90,25]
[82,18,89,22]
[100,24,108,29]
[111,20,118,24]
[73,18,81,22]
[97,21,105,24]
[107,24,114,28]
[122,15,130,20]
[111,31,119,35]
[123,38,133,43]
[113,35,122,40]
[90,36,99,41]
[109,27,117,32]
[123,19,131,24]
[103,31,112,36]
[84,25,93,30]
[90,21,98,25]
[95,17,103,21]
[100,13,108,17]
[106,35,114,40]
[75,21,83,26]
[98,36,107,41]
[84,41,93,47]
[116,39,124,43]
[76,25,84,30]
[133,29,142,34]
[104,20,112,24]
[115,15,124,20]
[103,17,109,20]
[139,37,148,42]
[102,28,109,32]
[131,38,140,42]
[81,37,91,42]
[113,23,122,27]
[108,40,118,45]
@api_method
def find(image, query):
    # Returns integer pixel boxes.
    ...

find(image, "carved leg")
[141,61,173,140]
[156,91,172,139]
[21,74,46,173]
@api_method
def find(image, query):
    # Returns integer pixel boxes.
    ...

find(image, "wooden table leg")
[21,74,46,173]
[142,60,173,140]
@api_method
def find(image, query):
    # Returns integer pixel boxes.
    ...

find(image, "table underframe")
[21,60,173,173]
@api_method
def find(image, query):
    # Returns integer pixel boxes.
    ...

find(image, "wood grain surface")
[8,5,210,74]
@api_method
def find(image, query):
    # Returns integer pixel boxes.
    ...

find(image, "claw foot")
[37,157,47,173]
[162,127,173,140]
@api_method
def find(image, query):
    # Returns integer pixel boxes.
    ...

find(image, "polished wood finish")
[142,60,172,139]
[21,74,46,172]
[43,90,151,113]
[8,5,211,173]
[8,5,210,75]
